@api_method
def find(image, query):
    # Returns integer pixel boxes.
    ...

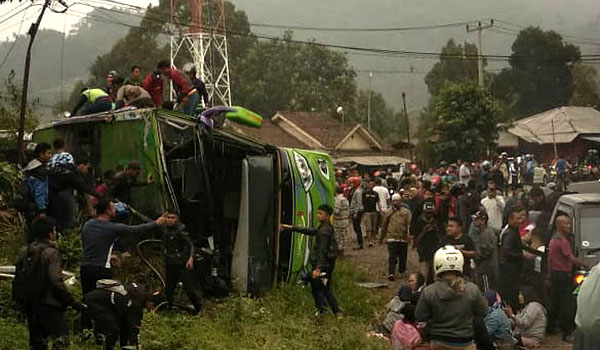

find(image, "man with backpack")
[281,204,340,316]
[21,142,52,243]
[80,198,166,329]
[13,216,84,350]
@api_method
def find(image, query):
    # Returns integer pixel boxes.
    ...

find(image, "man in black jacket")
[282,204,340,315]
[498,207,524,309]
[49,156,102,234]
[162,210,202,313]
[13,217,83,350]
[107,160,152,204]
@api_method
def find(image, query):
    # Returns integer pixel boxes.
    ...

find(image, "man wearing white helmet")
[379,193,411,281]
[416,246,486,350]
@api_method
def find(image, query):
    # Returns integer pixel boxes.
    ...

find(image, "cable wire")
[0,7,29,70]
[64,4,600,63]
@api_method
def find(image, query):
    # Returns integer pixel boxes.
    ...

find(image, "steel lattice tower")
[170,0,232,107]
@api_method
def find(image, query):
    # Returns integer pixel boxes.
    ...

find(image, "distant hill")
[229,0,600,113]
[1,1,599,121]
[0,8,140,120]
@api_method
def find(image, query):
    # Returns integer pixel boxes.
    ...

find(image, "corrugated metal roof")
[506,107,600,144]
[333,155,410,166]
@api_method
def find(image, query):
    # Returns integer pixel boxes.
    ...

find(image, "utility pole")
[466,19,493,89]
[367,71,372,131]
[402,92,412,161]
[17,0,52,164]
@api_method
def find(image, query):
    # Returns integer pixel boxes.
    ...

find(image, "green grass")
[0,261,390,350]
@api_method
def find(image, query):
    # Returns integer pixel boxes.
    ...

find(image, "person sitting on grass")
[281,204,340,316]
[502,286,547,349]
[482,290,515,349]
[374,272,426,336]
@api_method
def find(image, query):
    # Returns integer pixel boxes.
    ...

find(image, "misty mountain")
[1,1,600,121]
[229,0,600,112]
[0,8,140,120]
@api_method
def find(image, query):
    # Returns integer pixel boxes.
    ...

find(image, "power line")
[494,19,600,44]
[356,69,426,74]
[0,4,33,28]
[13,3,598,66]
[0,1,29,24]
[0,7,30,70]
[72,4,600,63]
[250,20,484,32]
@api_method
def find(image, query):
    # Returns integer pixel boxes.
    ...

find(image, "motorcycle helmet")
[113,202,129,220]
[433,245,464,276]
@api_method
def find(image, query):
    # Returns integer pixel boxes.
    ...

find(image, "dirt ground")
[342,236,571,350]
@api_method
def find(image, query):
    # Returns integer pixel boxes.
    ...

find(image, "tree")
[351,89,404,143]
[569,63,600,108]
[234,31,358,118]
[0,70,38,160]
[424,39,482,96]
[492,27,581,118]
[427,82,499,162]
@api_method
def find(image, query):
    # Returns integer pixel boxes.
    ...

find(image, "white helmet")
[433,245,464,276]
[182,62,195,74]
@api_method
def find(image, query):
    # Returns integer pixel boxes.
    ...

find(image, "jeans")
[49,189,77,234]
[78,98,112,116]
[549,270,575,334]
[310,268,340,314]
[387,241,408,275]
[165,263,202,311]
[80,265,113,329]
[352,213,364,248]
[180,91,200,116]
[26,304,69,350]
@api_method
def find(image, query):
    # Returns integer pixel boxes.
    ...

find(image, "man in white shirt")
[459,160,471,186]
[480,183,505,231]
[373,177,390,236]
[373,177,390,212]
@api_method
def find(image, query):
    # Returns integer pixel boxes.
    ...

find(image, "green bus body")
[33,108,334,293]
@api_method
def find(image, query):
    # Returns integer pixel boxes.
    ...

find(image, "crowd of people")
[333,155,589,349]
[13,139,202,349]
[70,60,210,117]
[10,140,593,349]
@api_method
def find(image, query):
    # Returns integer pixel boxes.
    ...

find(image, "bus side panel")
[98,117,167,215]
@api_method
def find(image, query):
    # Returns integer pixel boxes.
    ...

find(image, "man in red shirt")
[142,70,164,107]
[156,60,200,116]
[547,215,589,341]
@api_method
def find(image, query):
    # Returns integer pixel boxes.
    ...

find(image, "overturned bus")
[32,108,334,295]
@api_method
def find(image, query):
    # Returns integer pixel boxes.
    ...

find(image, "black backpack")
[12,244,47,306]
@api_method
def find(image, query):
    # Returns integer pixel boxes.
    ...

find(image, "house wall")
[517,138,587,163]
[337,132,373,151]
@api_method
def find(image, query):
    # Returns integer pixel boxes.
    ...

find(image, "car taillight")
[587,165,592,170]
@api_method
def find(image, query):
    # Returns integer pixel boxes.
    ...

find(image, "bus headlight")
[293,152,313,192]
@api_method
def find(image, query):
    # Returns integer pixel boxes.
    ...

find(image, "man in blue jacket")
[23,142,52,242]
